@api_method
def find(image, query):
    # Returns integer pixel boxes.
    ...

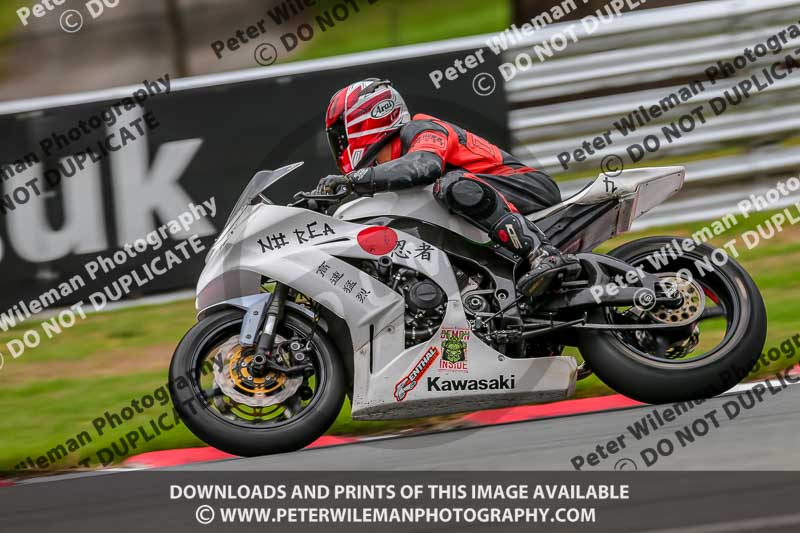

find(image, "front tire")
[169,308,346,457]
[578,237,767,404]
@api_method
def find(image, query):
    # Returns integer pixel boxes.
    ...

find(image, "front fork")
[251,283,289,377]
[244,283,316,379]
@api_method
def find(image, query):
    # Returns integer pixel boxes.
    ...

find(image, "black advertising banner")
[0,48,509,311]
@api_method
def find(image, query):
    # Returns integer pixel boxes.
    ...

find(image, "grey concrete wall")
[0,0,314,100]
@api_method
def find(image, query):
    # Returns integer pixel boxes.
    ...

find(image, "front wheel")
[169,308,346,457]
[578,236,767,404]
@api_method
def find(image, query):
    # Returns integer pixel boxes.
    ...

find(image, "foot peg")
[516,247,580,299]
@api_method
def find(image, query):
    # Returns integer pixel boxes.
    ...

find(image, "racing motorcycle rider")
[317,78,580,298]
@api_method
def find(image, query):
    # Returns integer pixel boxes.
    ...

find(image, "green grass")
[0,1,19,35]
[287,0,510,62]
[0,369,417,473]
[0,300,197,363]
[0,298,444,473]
[0,0,513,474]
[0,0,510,101]
[0,0,21,79]
[2,205,798,473]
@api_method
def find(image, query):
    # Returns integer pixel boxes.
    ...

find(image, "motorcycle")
[169,162,766,457]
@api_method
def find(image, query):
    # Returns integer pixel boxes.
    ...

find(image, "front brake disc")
[211,336,303,407]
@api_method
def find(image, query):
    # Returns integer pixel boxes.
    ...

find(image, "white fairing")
[199,204,575,420]
[334,167,686,243]
[196,165,684,420]
[334,185,490,243]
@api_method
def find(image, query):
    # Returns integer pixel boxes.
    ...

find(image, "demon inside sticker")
[439,328,469,372]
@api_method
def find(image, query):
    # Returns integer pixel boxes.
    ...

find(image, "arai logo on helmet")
[370,100,396,119]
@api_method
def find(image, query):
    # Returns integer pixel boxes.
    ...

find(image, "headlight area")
[195,269,265,316]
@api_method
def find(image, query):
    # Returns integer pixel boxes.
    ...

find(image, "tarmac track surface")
[4,384,800,533]
[185,380,800,472]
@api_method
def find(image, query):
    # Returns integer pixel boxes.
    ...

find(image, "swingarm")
[538,253,682,312]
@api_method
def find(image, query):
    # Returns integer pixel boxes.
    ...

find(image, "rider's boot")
[489,212,581,299]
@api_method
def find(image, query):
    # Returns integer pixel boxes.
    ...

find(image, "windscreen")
[222,162,305,230]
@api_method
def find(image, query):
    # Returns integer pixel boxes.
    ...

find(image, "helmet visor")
[326,117,348,172]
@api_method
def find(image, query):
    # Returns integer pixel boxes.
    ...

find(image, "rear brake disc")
[648,275,705,325]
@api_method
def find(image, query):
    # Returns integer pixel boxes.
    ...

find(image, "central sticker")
[439,328,469,373]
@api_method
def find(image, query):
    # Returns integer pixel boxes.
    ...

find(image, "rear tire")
[169,308,346,457]
[578,237,766,404]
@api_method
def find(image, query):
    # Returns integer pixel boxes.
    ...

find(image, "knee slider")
[449,179,495,216]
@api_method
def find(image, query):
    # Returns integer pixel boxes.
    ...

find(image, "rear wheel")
[169,308,345,457]
[578,237,766,404]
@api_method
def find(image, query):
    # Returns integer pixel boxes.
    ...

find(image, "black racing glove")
[317,169,376,195]
[347,168,375,195]
[316,174,351,194]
